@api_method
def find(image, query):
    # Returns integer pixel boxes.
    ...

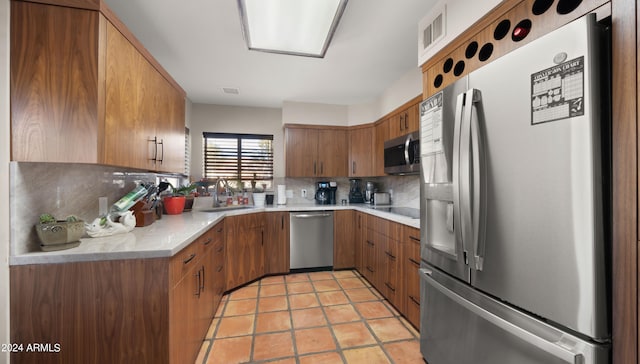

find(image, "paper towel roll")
[277,185,287,205]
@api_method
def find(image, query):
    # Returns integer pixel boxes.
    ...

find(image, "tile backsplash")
[10,161,420,255]
[272,175,419,208]
[9,162,184,255]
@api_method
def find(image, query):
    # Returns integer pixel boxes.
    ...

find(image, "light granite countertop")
[10,203,420,266]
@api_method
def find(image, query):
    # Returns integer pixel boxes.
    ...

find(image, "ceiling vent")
[222,87,240,95]
[419,3,446,55]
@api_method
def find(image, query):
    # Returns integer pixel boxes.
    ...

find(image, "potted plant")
[162,184,186,215]
[176,183,198,211]
[35,213,85,247]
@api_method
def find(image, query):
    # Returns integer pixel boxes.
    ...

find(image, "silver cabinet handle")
[420,269,583,364]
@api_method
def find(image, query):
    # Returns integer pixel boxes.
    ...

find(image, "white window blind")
[203,133,274,186]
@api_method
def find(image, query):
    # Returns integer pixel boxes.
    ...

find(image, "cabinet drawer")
[171,242,200,287]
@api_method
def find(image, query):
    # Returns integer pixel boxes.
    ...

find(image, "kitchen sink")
[196,205,255,213]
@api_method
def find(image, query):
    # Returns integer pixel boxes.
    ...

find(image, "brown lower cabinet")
[403,226,421,329]
[264,211,290,274]
[334,210,355,269]
[10,220,224,364]
[224,213,265,291]
[9,210,418,363]
[355,214,421,330]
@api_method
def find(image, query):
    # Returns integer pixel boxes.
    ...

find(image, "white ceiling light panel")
[238,0,348,58]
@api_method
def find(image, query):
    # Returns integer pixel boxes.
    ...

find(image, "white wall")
[282,101,349,126]
[190,104,284,181]
[0,0,10,362]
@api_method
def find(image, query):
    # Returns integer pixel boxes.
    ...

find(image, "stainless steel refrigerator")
[419,14,610,364]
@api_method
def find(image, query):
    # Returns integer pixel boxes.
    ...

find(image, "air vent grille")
[419,4,446,53]
[222,87,240,95]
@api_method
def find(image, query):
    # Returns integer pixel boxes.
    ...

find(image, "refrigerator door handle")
[459,91,474,265]
[420,268,585,364]
[452,92,467,264]
[466,89,487,271]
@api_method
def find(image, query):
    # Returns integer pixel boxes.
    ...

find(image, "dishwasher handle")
[292,213,333,218]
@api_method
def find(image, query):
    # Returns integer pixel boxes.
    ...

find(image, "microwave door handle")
[467,89,487,271]
[452,91,467,264]
[404,134,411,165]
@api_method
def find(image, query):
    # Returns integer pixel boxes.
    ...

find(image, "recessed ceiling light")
[237,0,348,58]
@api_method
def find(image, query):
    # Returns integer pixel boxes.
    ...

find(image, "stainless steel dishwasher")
[290,211,334,270]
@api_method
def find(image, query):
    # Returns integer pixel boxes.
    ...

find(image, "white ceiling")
[102,0,438,108]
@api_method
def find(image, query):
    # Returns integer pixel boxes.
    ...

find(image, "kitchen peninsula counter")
[10,203,419,266]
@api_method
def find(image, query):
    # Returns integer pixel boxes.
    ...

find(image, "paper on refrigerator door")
[421,92,444,182]
[421,92,444,156]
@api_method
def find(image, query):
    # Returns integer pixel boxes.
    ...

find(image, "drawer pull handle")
[366,240,374,247]
[409,295,420,306]
[385,282,396,292]
[216,246,224,253]
[203,238,212,246]
[195,270,201,297]
[183,253,196,265]
[409,235,420,242]
[217,265,223,273]
[366,266,375,273]
[385,251,396,260]
[408,258,420,267]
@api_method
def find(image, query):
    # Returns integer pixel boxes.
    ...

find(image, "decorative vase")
[163,196,186,215]
[252,192,266,207]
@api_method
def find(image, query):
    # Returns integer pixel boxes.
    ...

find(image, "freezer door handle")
[465,89,487,271]
[420,268,585,364]
[452,91,467,262]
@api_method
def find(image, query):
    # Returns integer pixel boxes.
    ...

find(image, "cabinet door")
[317,129,348,176]
[153,72,185,174]
[403,226,421,329]
[374,119,389,176]
[10,2,101,163]
[225,214,265,290]
[404,103,420,133]
[333,210,355,269]
[104,21,155,170]
[265,212,290,274]
[171,263,201,364]
[285,128,318,177]
[388,113,404,139]
[349,126,374,177]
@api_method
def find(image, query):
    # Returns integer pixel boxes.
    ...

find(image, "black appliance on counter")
[328,181,337,204]
[348,179,364,203]
[315,181,331,205]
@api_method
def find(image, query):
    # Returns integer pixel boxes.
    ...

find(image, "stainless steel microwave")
[384,131,420,175]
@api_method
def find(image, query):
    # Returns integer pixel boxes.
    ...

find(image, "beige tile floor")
[196,270,424,364]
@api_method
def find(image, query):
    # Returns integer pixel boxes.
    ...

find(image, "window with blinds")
[203,132,274,189]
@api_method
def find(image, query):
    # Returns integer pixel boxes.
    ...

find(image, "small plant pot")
[183,195,195,212]
[36,220,85,246]
[163,196,186,215]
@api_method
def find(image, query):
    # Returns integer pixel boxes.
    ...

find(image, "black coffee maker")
[348,179,364,203]
[315,181,331,205]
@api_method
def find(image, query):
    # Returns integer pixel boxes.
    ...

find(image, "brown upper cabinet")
[10,0,186,173]
[388,103,420,139]
[285,125,348,177]
[348,125,375,177]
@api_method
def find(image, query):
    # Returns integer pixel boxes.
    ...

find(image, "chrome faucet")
[212,177,231,207]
